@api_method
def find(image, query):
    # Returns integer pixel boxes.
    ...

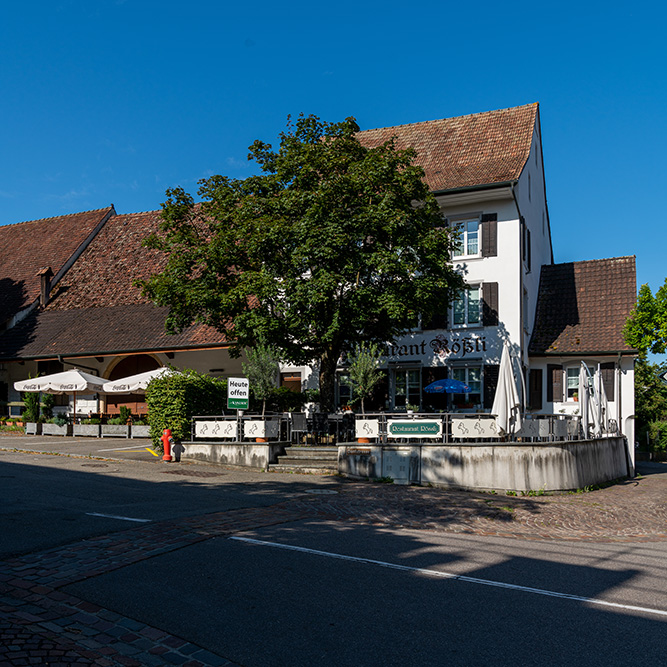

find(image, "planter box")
[42,423,71,436]
[73,423,101,438]
[101,424,130,438]
[24,422,42,435]
[130,424,151,439]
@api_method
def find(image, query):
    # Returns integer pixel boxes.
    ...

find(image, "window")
[280,372,301,392]
[451,366,482,407]
[392,369,421,410]
[566,366,593,400]
[452,286,481,327]
[452,219,480,258]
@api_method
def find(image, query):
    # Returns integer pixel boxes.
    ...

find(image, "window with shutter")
[482,282,498,326]
[529,368,543,410]
[481,213,497,257]
[547,364,563,402]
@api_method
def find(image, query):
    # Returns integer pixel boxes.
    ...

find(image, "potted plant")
[347,343,384,443]
[131,418,151,439]
[73,417,101,437]
[242,340,280,442]
[23,390,41,435]
[101,416,130,438]
[42,415,71,436]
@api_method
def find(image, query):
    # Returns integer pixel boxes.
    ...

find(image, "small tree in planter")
[242,341,280,417]
[23,391,41,424]
[347,343,384,416]
[41,394,54,421]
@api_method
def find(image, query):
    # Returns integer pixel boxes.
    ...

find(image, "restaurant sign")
[227,377,249,410]
[387,419,442,439]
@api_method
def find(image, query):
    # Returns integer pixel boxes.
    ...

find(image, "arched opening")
[105,355,161,417]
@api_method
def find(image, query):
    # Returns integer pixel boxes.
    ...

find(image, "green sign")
[387,420,442,438]
[227,377,249,411]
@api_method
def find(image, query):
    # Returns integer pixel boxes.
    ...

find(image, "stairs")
[269,446,339,475]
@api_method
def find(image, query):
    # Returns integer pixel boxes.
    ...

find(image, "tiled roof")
[0,305,228,360]
[0,208,231,359]
[0,207,114,325]
[357,103,538,192]
[45,210,168,310]
[529,257,637,355]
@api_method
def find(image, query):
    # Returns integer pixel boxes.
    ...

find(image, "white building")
[0,103,636,456]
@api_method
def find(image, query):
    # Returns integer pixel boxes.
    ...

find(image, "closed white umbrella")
[492,342,522,436]
[14,369,106,418]
[593,364,609,435]
[579,362,589,437]
[102,367,173,394]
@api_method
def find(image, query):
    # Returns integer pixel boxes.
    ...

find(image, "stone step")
[268,463,338,475]
[280,451,338,461]
[277,457,338,467]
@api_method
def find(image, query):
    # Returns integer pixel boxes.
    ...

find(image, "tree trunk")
[318,349,339,413]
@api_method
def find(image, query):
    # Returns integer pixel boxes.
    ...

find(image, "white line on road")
[97,445,152,452]
[86,512,152,523]
[230,536,667,619]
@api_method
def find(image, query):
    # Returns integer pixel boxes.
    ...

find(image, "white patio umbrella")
[102,367,173,394]
[491,342,522,436]
[14,369,107,418]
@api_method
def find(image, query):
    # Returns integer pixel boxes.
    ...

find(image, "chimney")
[37,267,53,307]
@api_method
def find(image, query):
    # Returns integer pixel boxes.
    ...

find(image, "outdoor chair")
[290,412,308,445]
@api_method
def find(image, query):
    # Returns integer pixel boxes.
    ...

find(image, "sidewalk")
[1,436,666,665]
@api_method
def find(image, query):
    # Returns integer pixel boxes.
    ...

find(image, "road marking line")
[98,445,149,452]
[146,447,159,457]
[86,512,151,523]
[230,537,667,619]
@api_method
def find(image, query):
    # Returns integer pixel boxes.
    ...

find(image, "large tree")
[140,114,464,411]
[624,281,667,354]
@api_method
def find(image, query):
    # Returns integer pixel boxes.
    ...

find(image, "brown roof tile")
[0,305,229,360]
[46,210,166,310]
[529,257,637,355]
[0,207,114,324]
[0,208,230,359]
[358,103,538,192]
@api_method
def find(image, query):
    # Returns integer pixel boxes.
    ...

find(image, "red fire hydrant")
[161,428,173,462]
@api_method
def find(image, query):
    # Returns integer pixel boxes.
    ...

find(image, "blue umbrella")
[424,378,472,394]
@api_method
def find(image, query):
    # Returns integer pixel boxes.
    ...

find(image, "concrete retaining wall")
[182,441,287,470]
[338,437,630,491]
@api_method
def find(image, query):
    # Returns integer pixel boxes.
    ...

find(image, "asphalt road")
[2,439,666,666]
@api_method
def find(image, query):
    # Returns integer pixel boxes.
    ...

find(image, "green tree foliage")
[140,114,465,411]
[145,368,227,448]
[41,394,54,420]
[634,354,667,452]
[624,281,667,354]
[347,342,384,415]
[242,341,280,416]
[22,390,41,423]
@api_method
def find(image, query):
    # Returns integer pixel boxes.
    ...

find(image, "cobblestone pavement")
[2,458,666,665]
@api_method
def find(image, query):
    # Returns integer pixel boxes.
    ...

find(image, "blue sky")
[1,0,665,293]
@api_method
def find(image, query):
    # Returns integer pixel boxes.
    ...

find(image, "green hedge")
[145,369,228,449]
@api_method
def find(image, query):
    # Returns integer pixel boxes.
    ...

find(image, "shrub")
[41,394,54,420]
[23,391,41,423]
[145,369,228,449]
[106,417,126,425]
[82,418,101,425]
[119,406,132,423]
[648,420,667,453]
[49,415,68,427]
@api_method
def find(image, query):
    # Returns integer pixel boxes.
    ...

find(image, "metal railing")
[190,411,621,444]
